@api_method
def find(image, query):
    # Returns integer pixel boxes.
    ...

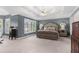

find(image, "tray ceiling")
[0,6,78,20]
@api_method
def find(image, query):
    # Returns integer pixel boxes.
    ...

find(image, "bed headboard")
[43,23,59,31]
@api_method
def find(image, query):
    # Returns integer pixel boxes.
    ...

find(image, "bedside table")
[59,30,68,37]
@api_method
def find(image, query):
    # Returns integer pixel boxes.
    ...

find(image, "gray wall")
[10,15,18,27]
[38,18,70,35]
[18,15,24,37]
[10,15,38,37]
[10,15,24,37]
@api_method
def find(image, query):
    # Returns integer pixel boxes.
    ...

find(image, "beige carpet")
[0,35,71,53]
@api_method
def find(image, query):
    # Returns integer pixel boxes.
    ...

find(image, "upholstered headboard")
[43,23,59,31]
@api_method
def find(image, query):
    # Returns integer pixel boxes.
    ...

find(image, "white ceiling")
[0,6,78,20]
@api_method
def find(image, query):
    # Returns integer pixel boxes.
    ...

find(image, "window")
[24,18,36,34]
[0,19,3,36]
[5,18,10,34]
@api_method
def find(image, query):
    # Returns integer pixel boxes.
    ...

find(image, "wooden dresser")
[71,21,79,53]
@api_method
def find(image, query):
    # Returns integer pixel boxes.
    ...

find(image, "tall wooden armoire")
[71,21,79,53]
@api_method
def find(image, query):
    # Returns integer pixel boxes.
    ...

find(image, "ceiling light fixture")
[36,6,56,16]
[40,7,48,16]
[40,10,48,16]
[40,7,56,16]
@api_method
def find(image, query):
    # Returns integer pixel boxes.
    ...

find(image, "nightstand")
[59,30,68,37]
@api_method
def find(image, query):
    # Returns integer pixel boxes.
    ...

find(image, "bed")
[37,23,59,40]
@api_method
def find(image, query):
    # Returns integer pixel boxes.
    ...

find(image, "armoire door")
[72,21,79,53]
